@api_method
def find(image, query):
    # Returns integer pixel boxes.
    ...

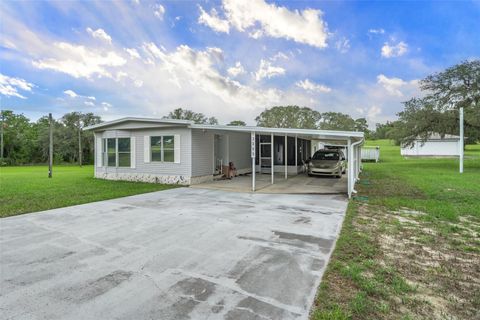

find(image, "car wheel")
[308,173,313,177]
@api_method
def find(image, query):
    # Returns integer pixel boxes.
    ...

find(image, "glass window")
[312,151,340,161]
[163,136,174,162]
[118,138,131,167]
[107,138,116,167]
[151,136,162,162]
[150,135,175,162]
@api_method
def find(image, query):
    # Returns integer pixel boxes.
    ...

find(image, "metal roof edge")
[190,124,364,138]
[84,117,193,131]
[84,116,364,139]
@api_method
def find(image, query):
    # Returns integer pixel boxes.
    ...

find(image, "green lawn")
[312,140,480,320]
[0,165,176,218]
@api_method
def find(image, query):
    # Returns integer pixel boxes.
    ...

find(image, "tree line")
[1,60,477,165]
[0,111,101,165]
[0,107,369,166]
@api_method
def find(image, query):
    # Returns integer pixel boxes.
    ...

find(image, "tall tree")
[393,60,480,145]
[165,108,218,125]
[371,121,398,140]
[319,112,356,131]
[61,112,82,164]
[227,120,246,126]
[0,110,35,164]
[255,106,321,128]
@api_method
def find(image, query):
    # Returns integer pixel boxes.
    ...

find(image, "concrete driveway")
[192,173,347,194]
[0,188,347,320]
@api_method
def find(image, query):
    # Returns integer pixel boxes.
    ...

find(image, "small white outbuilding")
[400,133,461,157]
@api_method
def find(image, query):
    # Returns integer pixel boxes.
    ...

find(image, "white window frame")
[150,135,175,163]
[117,137,131,167]
[102,137,131,167]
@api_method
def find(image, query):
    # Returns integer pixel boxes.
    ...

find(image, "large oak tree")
[392,60,480,145]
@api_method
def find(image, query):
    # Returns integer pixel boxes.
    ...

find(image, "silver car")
[308,150,346,178]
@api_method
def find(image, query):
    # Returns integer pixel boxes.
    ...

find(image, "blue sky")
[1,0,479,126]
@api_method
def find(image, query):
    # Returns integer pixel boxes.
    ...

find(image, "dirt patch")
[362,203,480,319]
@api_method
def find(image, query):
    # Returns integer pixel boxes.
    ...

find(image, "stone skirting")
[190,175,214,185]
[95,172,191,185]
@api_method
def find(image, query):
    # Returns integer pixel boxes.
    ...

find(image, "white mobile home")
[85,118,364,197]
[400,133,461,157]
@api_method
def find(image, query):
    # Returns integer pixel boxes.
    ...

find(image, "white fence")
[361,147,380,162]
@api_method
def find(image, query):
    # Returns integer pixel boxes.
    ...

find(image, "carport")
[191,125,364,198]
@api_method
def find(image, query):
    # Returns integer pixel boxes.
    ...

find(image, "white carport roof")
[84,117,364,142]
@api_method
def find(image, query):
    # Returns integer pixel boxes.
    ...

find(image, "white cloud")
[368,28,385,34]
[254,59,285,81]
[64,89,98,103]
[32,42,127,79]
[296,79,331,93]
[1,39,17,49]
[125,48,141,59]
[270,51,289,61]
[153,4,165,20]
[335,37,350,54]
[64,89,78,98]
[198,6,230,33]
[377,74,418,97]
[227,61,246,77]
[367,105,382,119]
[353,105,383,124]
[200,0,329,48]
[0,11,296,122]
[140,43,282,106]
[86,28,112,44]
[84,101,95,106]
[381,41,408,58]
[0,73,34,99]
[101,102,112,111]
[355,107,364,115]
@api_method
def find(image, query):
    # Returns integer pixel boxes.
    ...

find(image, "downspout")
[350,138,364,196]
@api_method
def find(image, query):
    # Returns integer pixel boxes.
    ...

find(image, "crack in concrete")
[233,306,272,320]
[168,268,304,316]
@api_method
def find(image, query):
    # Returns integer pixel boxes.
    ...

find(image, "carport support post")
[347,138,352,198]
[251,131,256,191]
[284,134,287,179]
[353,147,358,181]
[295,135,298,171]
[271,133,274,184]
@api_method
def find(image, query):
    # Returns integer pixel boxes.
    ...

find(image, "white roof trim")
[84,117,193,130]
[191,124,364,139]
[85,117,364,140]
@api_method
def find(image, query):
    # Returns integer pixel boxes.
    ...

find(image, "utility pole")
[459,107,464,173]
[0,111,4,161]
[78,119,82,167]
[48,113,53,178]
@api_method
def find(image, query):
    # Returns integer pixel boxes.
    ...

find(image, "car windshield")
[312,151,340,160]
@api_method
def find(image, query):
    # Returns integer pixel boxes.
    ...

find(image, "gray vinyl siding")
[191,129,214,177]
[227,131,251,170]
[96,127,192,176]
